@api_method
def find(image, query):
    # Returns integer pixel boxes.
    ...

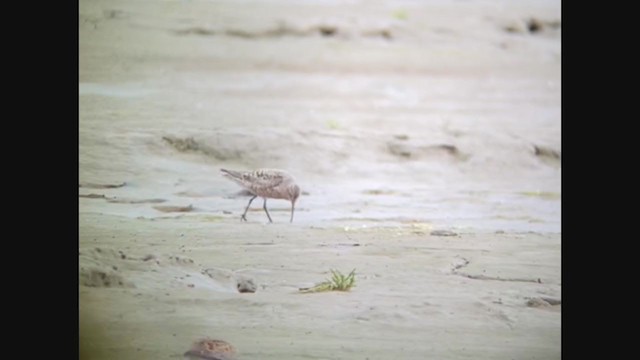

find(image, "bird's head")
[289,184,301,204]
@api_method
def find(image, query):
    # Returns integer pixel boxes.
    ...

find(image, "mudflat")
[80,0,561,359]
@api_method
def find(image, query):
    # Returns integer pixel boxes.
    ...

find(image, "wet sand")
[80,0,561,359]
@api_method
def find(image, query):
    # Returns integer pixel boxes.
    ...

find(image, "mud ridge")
[451,257,542,283]
[162,136,244,161]
[173,22,393,40]
[79,182,126,189]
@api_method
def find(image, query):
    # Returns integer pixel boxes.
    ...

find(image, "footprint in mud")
[79,249,129,281]
[82,247,128,260]
[80,248,205,290]
[80,267,134,288]
[81,247,256,293]
[167,255,195,266]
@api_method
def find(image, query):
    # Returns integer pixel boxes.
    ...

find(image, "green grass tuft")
[299,269,356,293]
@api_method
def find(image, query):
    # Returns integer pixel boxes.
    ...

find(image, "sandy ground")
[79,0,561,359]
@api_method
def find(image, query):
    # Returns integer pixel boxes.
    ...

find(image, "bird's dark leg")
[263,198,273,223]
[241,195,257,222]
[290,201,295,223]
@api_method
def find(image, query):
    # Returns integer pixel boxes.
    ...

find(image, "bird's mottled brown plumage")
[221,168,301,223]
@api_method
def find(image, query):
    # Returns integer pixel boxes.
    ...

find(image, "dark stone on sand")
[502,18,561,35]
[533,144,560,167]
[236,276,257,293]
[526,18,543,33]
[317,25,338,37]
[533,145,560,159]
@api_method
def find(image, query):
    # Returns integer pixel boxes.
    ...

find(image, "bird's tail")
[220,169,246,185]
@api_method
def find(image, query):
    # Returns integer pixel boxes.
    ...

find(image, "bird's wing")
[243,170,286,190]
[220,168,286,191]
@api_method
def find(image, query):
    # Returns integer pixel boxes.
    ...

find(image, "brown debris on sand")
[184,338,236,360]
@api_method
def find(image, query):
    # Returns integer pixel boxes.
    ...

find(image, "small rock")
[142,254,156,261]
[236,276,257,293]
